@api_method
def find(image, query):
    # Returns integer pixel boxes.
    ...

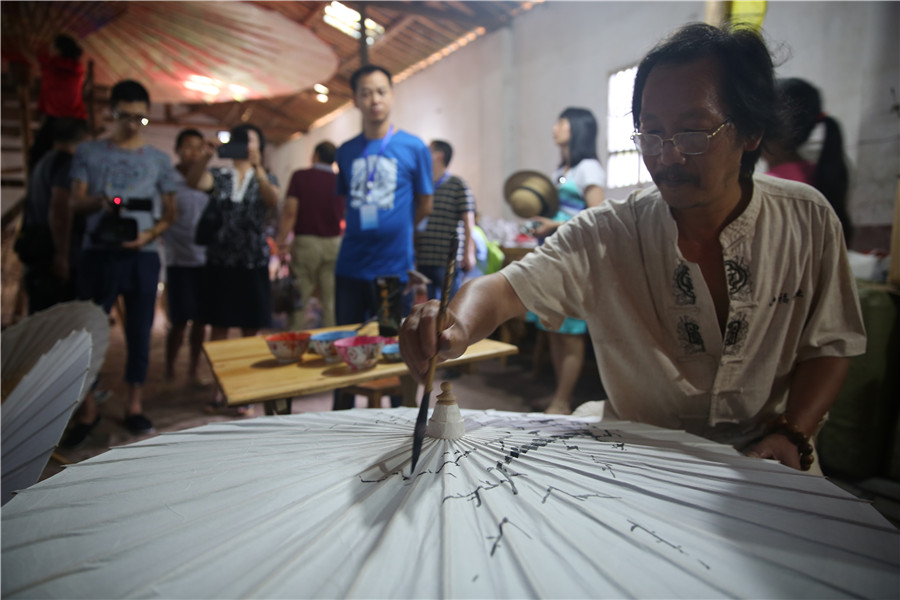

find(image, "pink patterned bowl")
[333,336,389,371]
[310,330,358,364]
[265,331,311,364]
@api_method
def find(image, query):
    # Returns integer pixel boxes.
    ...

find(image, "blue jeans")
[78,249,160,384]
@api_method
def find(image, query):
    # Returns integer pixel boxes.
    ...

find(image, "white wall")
[269,1,899,227]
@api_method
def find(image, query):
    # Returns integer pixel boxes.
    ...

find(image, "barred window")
[606,66,651,189]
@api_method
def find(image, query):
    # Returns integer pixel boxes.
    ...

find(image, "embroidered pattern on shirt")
[724,257,752,301]
[677,316,705,354]
[768,289,805,307]
[672,262,696,305]
[723,312,749,355]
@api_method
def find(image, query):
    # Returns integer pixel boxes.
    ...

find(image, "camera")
[217,142,248,160]
[90,197,152,245]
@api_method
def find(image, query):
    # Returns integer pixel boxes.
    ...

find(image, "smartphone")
[217,142,248,160]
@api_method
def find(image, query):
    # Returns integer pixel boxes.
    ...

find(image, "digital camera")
[90,197,152,245]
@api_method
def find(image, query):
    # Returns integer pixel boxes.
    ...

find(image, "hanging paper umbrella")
[2,407,898,598]
[0,1,338,105]
[1,329,92,505]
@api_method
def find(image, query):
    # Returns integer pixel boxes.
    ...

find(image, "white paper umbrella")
[1,300,109,404]
[2,409,898,599]
[1,329,92,505]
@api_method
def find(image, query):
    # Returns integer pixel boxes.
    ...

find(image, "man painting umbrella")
[400,22,865,474]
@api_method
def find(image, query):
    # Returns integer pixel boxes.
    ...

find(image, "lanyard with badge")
[359,125,394,230]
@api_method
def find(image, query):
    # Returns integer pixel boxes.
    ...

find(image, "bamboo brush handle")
[423,238,459,396]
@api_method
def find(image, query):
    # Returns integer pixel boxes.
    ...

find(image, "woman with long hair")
[763,77,852,244]
[530,107,606,414]
[186,123,281,415]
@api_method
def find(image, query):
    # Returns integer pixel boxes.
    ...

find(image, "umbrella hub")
[426,381,465,440]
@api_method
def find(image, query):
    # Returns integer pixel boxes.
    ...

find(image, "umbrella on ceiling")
[1,1,338,104]
[2,408,898,598]
[1,329,92,505]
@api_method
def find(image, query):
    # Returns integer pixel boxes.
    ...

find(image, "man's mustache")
[652,167,699,185]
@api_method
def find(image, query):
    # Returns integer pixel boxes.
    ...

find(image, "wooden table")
[202,323,518,415]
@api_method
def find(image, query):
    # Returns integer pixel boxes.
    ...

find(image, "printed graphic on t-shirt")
[104,155,158,200]
[348,155,398,211]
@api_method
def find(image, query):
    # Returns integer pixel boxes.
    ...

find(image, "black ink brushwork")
[541,486,616,504]
[442,482,502,506]
[488,518,532,557]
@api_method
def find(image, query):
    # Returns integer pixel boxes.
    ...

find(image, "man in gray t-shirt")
[63,79,177,447]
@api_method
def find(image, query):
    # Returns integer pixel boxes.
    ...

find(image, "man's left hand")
[745,433,802,470]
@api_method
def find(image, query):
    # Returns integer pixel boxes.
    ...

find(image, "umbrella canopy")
[1,300,109,403]
[2,408,898,598]
[1,1,338,105]
[1,329,92,505]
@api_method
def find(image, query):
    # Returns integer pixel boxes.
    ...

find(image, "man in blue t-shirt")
[64,79,177,445]
[334,64,433,328]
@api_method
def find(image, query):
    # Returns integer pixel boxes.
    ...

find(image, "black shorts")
[201,265,272,330]
[166,265,206,324]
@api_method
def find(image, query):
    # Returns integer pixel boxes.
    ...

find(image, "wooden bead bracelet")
[765,414,815,471]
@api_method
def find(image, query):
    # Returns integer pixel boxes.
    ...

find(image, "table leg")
[400,375,418,407]
[264,398,293,415]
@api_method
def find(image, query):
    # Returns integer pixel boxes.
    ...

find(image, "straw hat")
[503,170,559,219]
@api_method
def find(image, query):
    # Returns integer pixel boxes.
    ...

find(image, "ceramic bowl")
[381,343,402,362]
[264,331,311,364]
[310,330,358,364]
[333,336,389,371]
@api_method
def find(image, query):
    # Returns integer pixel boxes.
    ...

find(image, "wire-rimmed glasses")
[631,120,731,156]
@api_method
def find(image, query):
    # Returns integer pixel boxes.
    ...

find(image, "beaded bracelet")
[766,414,815,471]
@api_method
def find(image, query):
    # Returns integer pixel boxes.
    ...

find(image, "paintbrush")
[409,235,459,474]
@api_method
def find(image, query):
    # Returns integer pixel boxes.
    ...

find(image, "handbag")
[271,258,300,314]
[194,197,222,246]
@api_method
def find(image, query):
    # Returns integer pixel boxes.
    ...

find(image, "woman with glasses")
[529,107,606,415]
[762,78,852,245]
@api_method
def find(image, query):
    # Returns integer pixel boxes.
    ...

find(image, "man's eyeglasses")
[113,111,150,127]
[631,120,731,156]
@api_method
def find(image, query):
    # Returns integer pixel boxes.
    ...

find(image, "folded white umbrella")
[1,300,109,404]
[2,409,898,598]
[1,330,92,505]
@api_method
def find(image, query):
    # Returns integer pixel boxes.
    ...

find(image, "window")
[606,66,651,189]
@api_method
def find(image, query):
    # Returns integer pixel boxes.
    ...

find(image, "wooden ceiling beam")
[344,1,489,30]
[302,1,328,25]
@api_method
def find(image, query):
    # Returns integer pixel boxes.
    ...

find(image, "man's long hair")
[631,22,777,180]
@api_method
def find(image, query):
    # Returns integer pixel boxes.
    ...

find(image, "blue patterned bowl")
[381,343,401,362]
[310,330,358,364]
